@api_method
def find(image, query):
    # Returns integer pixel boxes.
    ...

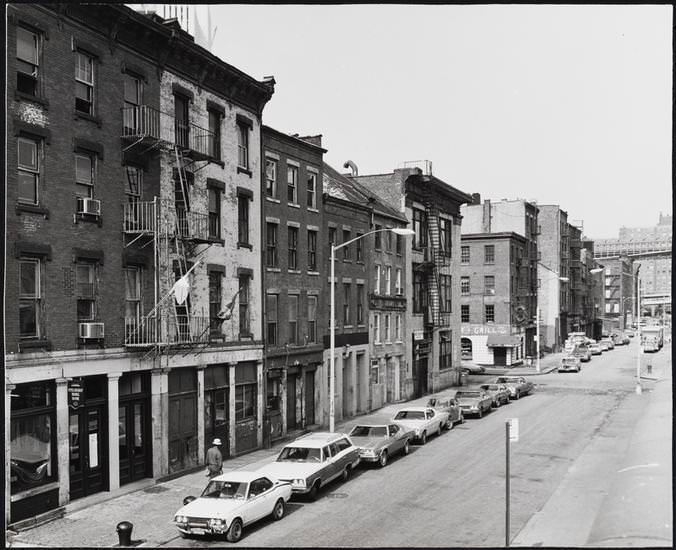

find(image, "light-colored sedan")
[348,420,414,467]
[559,355,582,373]
[479,383,511,407]
[392,407,449,445]
[589,342,602,355]
[454,389,493,418]
[494,376,535,399]
[173,471,292,542]
[426,394,464,427]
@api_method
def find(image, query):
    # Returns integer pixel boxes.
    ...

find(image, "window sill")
[307,207,319,213]
[237,167,252,177]
[288,269,302,274]
[288,203,300,209]
[16,203,49,218]
[208,237,225,245]
[374,342,383,346]
[344,325,354,329]
[206,157,225,168]
[18,338,52,352]
[74,213,102,227]
[266,267,281,272]
[265,197,281,204]
[74,111,102,127]
[237,242,252,250]
[307,271,319,276]
[239,332,254,340]
[15,90,49,108]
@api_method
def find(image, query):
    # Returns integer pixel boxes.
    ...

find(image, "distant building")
[601,256,636,332]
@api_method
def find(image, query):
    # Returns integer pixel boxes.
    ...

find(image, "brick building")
[320,162,409,424]
[5,4,273,524]
[261,126,326,442]
[459,232,529,366]
[601,256,637,333]
[352,162,472,397]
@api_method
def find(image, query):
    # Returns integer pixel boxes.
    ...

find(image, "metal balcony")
[124,315,210,347]
[123,201,210,242]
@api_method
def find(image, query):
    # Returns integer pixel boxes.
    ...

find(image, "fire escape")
[120,104,217,356]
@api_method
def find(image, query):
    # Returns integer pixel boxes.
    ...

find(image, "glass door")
[119,401,149,485]
[69,406,107,499]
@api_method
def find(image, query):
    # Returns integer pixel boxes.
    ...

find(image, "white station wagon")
[258,432,360,501]
[173,470,292,542]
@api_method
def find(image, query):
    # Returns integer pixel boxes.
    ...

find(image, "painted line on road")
[617,462,660,473]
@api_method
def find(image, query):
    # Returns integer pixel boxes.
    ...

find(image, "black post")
[506,421,510,547]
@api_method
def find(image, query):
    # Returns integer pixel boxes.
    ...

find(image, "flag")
[171,274,191,305]
[218,288,242,320]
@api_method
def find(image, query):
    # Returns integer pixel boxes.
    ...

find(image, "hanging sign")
[68,378,84,409]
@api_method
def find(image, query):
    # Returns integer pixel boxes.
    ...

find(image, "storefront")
[118,372,152,486]
[486,334,523,366]
[168,368,198,474]
[9,381,59,523]
[234,362,258,454]
[204,364,230,458]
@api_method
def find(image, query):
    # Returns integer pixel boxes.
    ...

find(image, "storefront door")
[118,401,150,485]
[494,347,507,366]
[168,369,198,474]
[304,370,315,426]
[286,375,297,430]
[205,387,229,458]
[69,405,107,500]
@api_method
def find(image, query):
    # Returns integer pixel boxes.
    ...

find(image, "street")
[158,342,671,548]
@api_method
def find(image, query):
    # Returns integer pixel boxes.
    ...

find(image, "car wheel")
[420,431,427,445]
[272,498,285,521]
[403,440,410,455]
[308,480,321,501]
[492,400,500,408]
[379,450,388,468]
[226,518,243,543]
[341,465,352,482]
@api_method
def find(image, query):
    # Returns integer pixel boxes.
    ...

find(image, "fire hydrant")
[116,521,133,547]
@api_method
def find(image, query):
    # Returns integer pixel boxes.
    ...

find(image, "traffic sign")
[508,418,519,442]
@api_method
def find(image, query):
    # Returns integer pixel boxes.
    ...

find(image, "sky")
[161,4,672,239]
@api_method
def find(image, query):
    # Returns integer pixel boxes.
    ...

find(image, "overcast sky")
[188,4,671,239]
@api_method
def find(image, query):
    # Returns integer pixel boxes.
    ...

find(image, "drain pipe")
[343,160,358,176]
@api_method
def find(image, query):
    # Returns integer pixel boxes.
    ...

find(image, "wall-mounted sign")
[461,324,510,336]
[68,378,84,409]
[413,330,425,341]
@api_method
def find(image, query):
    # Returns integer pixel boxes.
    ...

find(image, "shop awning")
[486,334,522,348]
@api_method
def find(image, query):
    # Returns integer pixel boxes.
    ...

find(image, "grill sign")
[68,378,84,409]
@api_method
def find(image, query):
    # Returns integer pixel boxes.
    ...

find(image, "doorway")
[118,401,150,485]
[69,405,107,500]
[286,374,297,430]
[168,369,198,474]
[304,369,315,426]
[205,387,229,458]
[494,347,507,366]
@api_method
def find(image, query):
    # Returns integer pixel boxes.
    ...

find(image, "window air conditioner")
[79,322,105,339]
[77,197,101,216]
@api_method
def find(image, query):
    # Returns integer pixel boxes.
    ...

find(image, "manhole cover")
[144,485,170,494]
[326,492,348,499]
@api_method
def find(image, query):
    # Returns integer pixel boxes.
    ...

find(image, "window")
[237,123,249,169]
[75,153,94,199]
[266,294,278,346]
[484,275,495,295]
[440,274,452,312]
[238,275,250,336]
[235,384,256,421]
[265,158,277,198]
[357,284,364,325]
[440,334,452,369]
[18,137,40,204]
[238,195,249,245]
[328,227,337,247]
[485,304,495,323]
[288,226,298,270]
[385,266,391,295]
[17,27,40,96]
[356,233,364,262]
[307,296,317,343]
[461,276,470,295]
[386,230,393,252]
[123,73,143,133]
[342,230,351,260]
[413,209,428,249]
[384,314,391,342]
[374,225,382,250]
[288,295,298,345]
[207,109,221,159]
[124,266,141,329]
[307,171,317,208]
[75,51,94,114]
[287,165,298,204]
[459,304,470,323]
[395,314,402,341]
[373,314,381,343]
[19,259,41,338]
[374,265,381,295]
[484,245,495,264]
[370,360,380,384]
[209,187,221,238]
[124,165,142,203]
[440,218,452,256]
[396,234,403,255]
[461,246,470,264]
[307,230,317,271]
[395,268,403,295]
[343,283,351,325]
[76,263,96,321]
[413,269,428,314]
[208,271,222,337]
[266,223,278,267]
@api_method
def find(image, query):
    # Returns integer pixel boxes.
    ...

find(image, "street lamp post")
[329,227,415,432]
[635,266,642,395]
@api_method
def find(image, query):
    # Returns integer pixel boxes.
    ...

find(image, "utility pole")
[635,266,642,395]
[535,306,541,373]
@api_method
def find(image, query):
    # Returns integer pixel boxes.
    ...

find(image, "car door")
[425,409,436,432]
[247,477,275,523]
[388,424,402,453]
[321,444,336,482]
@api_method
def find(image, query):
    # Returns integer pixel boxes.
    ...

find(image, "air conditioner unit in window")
[77,198,101,216]
[79,322,105,339]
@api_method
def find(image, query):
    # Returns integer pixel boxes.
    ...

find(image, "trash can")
[116,521,133,547]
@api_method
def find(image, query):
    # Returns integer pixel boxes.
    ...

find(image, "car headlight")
[293,478,306,487]
[175,515,187,524]
[361,449,376,457]
[208,518,226,532]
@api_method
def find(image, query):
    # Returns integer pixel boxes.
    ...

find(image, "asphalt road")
[163,340,661,547]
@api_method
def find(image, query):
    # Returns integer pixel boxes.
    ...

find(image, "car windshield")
[200,480,248,499]
[349,426,387,437]
[457,392,480,398]
[394,410,425,420]
[277,446,321,462]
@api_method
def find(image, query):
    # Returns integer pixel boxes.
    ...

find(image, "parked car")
[173,471,292,542]
[460,363,486,375]
[558,355,582,373]
[599,340,609,351]
[479,383,511,407]
[258,432,360,501]
[392,407,449,444]
[625,330,635,338]
[494,376,534,399]
[426,394,464,427]
[600,337,615,350]
[589,342,603,355]
[347,419,414,467]
[610,333,624,346]
[622,334,630,345]
[571,344,591,362]
[454,389,493,418]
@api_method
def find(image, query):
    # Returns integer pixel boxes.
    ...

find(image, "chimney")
[482,199,491,233]
[298,134,323,148]
[471,193,481,205]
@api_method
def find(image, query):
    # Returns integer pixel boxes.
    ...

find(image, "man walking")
[206,438,223,478]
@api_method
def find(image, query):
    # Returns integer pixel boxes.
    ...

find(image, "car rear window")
[394,410,425,420]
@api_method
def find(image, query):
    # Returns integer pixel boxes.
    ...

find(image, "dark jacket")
[206,445,223,476]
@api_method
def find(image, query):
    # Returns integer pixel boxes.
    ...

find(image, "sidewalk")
[465,351,564,378]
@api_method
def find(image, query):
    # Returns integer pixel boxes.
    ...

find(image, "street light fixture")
[329,226,415,432]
